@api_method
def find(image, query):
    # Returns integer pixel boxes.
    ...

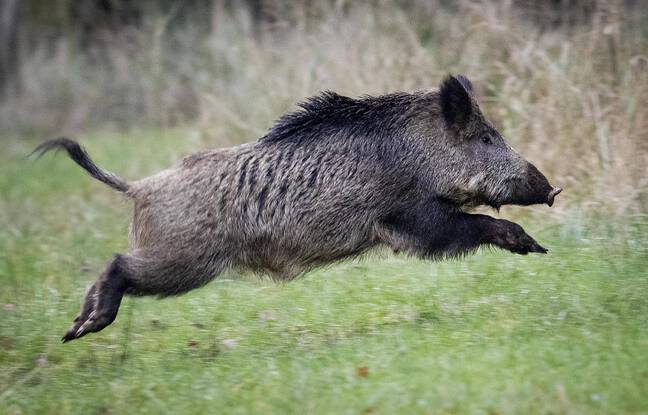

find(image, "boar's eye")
[481,136,492,145]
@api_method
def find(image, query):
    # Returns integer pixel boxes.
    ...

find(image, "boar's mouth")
[503,185,563,208]
[453,168,562,210]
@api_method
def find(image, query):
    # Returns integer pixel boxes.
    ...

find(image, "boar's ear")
[455,75,473,94]
[440,75,473,129]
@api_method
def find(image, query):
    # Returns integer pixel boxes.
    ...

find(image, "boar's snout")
[508,163,561,207]
[546,186,562,207]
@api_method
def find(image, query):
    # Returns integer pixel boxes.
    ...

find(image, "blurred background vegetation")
[1,0,646,218]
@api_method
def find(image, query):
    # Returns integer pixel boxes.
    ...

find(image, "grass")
[0,131,647,414]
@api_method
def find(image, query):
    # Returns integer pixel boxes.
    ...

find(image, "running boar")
[33,75,561,342]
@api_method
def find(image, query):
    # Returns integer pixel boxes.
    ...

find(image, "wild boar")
[33,75,561,342]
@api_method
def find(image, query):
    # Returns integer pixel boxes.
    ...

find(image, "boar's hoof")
[513,239,548,255]
[547,187,562,207]
[505,231,548,255]
[493,220,548,255]
[62,308,118,342]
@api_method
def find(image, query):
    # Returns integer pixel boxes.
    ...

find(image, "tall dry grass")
[1,1,646,217]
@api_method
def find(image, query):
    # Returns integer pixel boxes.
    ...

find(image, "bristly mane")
[259,90,421,145]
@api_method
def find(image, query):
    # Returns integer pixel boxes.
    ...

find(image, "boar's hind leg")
[62,250,226,342]
[120,250,227,297]
[62,255,128,342]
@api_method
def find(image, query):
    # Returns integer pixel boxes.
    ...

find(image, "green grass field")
[1,132,647,414]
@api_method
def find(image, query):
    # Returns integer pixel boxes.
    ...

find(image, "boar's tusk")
[547,187,562,207]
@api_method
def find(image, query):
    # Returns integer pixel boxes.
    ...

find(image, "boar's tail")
[30,137,130,192]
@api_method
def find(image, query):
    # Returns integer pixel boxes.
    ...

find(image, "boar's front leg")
[483,217,547,255]
[377,199,547,258]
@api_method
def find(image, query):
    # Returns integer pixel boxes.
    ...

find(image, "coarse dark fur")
[32,75,562,342]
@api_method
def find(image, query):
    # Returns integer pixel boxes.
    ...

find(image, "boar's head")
[418,75,561,209]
